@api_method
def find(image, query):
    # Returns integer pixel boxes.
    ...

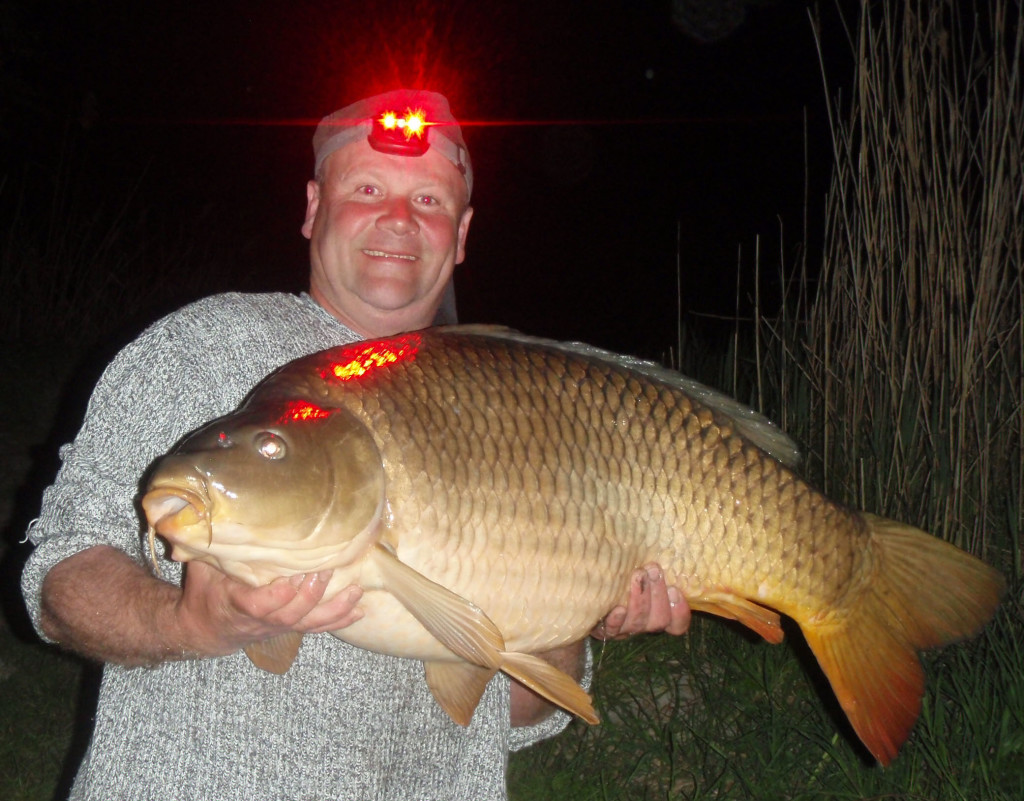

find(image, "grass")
[791,0,1024,559]
[0,149,229,348]
[0,625,87,801]
[511,600,1024,801]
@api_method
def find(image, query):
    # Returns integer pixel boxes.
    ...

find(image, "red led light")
[378,109,427,140]
[403,113,424,136]
[322,333,421,383]
[370,109,431,156]
[278,401,332,424]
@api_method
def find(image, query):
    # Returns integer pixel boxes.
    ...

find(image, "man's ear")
[455,205,474,264]
[301,180,321,240]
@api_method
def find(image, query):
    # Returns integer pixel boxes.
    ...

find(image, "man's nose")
[376,197,419,235]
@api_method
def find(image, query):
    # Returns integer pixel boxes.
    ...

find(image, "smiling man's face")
[302,137,473,338]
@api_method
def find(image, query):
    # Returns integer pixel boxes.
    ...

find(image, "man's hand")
[39,546,364,667]
[511,564,690,727]
[592,563,690,640]
[175,560,364,659]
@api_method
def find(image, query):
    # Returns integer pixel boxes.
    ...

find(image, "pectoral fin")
[370,544,506,666]
[244,631,304,674]
[689,591,785,644]
[372,545,598,726]
[424,662,497,726]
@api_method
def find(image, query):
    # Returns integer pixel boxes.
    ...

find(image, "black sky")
[4,0,856,359]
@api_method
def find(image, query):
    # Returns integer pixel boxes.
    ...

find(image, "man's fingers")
[209,570,331,631]
[592,606,627,640]
[302,585,366,633]
[593,567,653,640]
[592,564,692,640]
[665,586,691,635]
[246,571,336,626]
[178,563,366,657]
[619,568,650,631]
[641,565,673,632]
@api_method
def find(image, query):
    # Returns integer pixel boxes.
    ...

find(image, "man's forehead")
[322,139,469,198]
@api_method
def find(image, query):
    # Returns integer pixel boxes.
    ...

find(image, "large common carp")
[142,326,1004,765]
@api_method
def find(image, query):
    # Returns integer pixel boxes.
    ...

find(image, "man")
[22,89,689,800]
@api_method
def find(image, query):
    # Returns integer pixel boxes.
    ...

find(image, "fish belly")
[330,591,458,660]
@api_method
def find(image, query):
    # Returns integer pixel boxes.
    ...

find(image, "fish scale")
[299,332,866,642]
[365,338,652,646]
[142,325,1004,765]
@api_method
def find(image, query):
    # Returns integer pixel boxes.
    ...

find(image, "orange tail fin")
[801,514,1004,765]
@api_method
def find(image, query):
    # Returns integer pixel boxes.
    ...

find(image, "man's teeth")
[365,250,416,260]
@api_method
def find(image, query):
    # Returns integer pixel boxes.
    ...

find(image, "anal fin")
[244,631,304,674]
[690,591,784,643]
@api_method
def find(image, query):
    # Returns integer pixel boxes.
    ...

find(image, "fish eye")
[254,432,286,460]
[216,431,233,448]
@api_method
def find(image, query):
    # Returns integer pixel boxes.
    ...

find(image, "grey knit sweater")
[22,292,575,801]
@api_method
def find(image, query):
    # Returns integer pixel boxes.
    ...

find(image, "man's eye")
[357,185,380,196]
[417,195,438,206]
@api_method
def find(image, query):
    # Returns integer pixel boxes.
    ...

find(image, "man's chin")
[356,287,420,314]
[350,289,442,334]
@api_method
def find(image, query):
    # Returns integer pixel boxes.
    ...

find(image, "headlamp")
[369,108,431,156]
[313,90,473,196]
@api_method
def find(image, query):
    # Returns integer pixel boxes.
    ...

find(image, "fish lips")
[142,484,213,558]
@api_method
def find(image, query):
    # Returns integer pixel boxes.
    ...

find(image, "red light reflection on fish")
[279,401,332,424]
[322,334,421,382]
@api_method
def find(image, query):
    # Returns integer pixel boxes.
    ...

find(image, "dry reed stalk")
[798,0,1023,560]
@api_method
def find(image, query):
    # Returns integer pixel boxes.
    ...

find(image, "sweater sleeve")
[20,308,248,639]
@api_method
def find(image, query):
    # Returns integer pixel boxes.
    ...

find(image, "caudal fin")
[801,514,1004,765]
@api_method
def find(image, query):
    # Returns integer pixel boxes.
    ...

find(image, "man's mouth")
[363,249,417,261]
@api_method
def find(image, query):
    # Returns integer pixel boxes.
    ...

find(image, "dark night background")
[1,0,856,362]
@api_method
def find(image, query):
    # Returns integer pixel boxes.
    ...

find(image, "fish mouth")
[142,486,208,533]
[142,486,213,569]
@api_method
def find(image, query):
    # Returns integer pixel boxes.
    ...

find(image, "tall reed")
[0,160,224,348]
[763,0,1023,566]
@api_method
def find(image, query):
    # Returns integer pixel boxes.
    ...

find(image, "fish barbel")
[141,325,1004,765]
